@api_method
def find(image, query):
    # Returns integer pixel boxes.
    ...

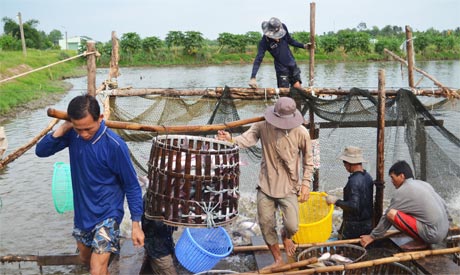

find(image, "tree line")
[1,16,459,65]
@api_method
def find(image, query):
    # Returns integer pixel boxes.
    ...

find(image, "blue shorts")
[72,218,121,254]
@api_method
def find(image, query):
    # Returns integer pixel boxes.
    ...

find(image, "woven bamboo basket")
[144,135,240,227]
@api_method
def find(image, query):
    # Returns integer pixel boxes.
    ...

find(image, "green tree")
[337,30,371,53]
[183,31,204,55]
[142,36,163,53]
[0,33,21,50]
[48,29,62,46]
[245,31,261,46]
[374,37,401,54]
[120,32,142,61]
[318,34,338,53]
[165,31,185,55]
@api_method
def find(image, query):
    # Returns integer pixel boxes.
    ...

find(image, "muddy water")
[1,61,459,274]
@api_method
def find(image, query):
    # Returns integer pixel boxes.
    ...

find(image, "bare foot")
[260,260,285,271]
[401,240,429,251]
[281,229,296,257]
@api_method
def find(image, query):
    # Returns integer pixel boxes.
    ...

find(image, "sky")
[1,0,459,42]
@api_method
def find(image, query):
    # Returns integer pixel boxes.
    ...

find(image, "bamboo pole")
[239,257,318,274]
[0,118,59,170]
[384,49,459,98]
[0,52,94,84]
[106,86,453,99]
[232,230,401,253]
[374,69,386,226]
[237,247,460,275]
[308,2,316,87]
[47,108,265,133]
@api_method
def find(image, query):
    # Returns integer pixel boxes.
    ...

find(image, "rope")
[0,51,97,84]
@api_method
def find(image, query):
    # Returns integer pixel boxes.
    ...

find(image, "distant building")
[58,36,94,50]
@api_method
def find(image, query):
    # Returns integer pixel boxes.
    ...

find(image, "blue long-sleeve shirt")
[36,120,143,231]
[251,23,305,78]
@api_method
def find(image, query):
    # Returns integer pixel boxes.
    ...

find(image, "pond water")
[0,60,459,274]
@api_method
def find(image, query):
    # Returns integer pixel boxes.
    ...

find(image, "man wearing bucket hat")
[325,146,374,240]
[217,97,314,269]
[36,95,144,274]
[249,17,311,89]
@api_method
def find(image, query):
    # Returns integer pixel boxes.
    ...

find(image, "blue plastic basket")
[175,226,233,273]
[52,162,73,214]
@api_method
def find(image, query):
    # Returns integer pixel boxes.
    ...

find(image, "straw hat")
[261,17,286,39]
[339,146,366,164]
[264,97,304,129]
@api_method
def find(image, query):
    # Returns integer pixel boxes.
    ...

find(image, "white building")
[58,36,93,50]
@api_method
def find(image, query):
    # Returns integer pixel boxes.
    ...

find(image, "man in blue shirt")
[249,17,311,89]
[36,95,144,274]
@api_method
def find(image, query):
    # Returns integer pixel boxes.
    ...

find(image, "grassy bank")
[0,49,85,116]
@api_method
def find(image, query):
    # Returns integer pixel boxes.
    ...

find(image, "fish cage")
[144,135,240,227]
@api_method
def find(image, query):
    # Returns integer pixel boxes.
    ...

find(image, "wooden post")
[86,41,97,96]
[17,12,27,57]
[374,69,386,227]
[308,2,320,190]
[308,2,316,87]
[109,31,120,81]
[405,25,415,88]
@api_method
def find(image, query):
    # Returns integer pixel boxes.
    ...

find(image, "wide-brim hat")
[339,146,366,164]
[261,17,286,39]
[264,97,304,130]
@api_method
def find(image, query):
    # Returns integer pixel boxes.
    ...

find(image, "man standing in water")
[248,17,311,89]
[360,160,450,250]
[217,97,313,269]
[36,94,144,274]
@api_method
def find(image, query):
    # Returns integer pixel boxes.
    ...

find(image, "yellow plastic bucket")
[292,192,333,244]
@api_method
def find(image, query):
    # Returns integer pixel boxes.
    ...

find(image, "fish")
[330,253,353,264]
[318,252,331,261]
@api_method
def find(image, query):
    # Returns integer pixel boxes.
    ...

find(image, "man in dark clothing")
[141,200,178,275]
[326,146,374,239]
[249,17,311,89]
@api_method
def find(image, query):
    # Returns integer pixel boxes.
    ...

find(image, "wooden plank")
[390,234,460,274]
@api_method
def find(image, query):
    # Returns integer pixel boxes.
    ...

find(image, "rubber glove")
[325,195,338,205]
[304,43,312,49]
[249,78,258,89]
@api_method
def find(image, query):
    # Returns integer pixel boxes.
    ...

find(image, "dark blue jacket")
[36,120,143,231]
[250,23,304,78]
[335,170,374,222]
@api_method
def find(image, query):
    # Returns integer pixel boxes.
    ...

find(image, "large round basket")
[175,226,233,273]
[292,192,334,244]
[144,135,240,227]
[297,243,367,263]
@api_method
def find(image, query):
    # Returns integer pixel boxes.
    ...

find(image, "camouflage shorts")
[72,217,120,254]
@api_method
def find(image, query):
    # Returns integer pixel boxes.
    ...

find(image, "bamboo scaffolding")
[384,48,459,98]
[232,230,401,253]
[237,247,460,275]
[102,86,454,99]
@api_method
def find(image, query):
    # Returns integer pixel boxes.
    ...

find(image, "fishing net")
[107,87,460,201]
